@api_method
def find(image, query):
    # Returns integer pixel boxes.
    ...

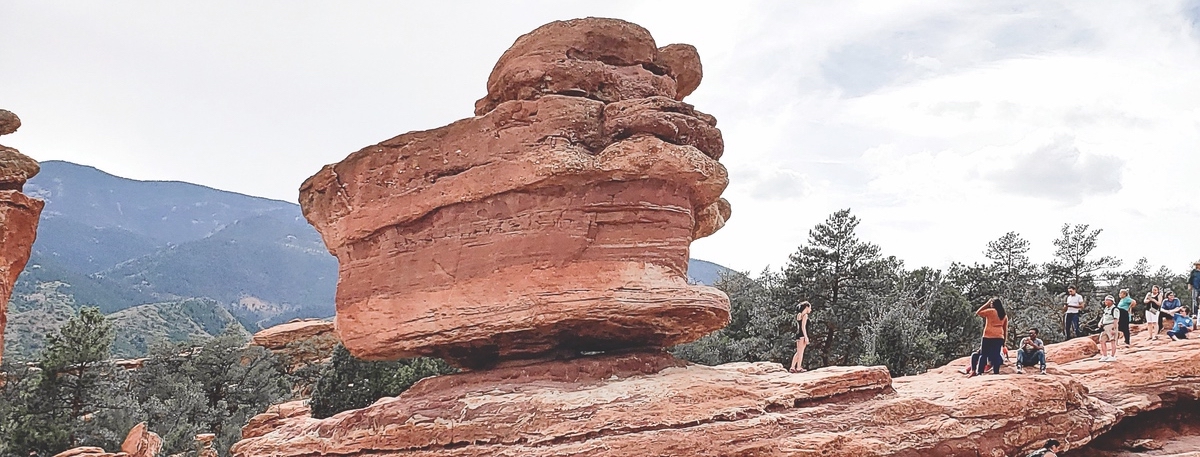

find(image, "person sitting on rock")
[1160,290,1183,333]
[961,346,1009,376]
[1167,307,1195,341]
[1027,439,1063,457]
[1015,328,1047,375]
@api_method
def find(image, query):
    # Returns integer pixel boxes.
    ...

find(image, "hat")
[1194,259,1200,265]
[1104,295,1115,302]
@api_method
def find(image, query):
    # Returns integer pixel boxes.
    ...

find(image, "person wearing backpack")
[1098,296,1121,362]
[1027,439,1063,457]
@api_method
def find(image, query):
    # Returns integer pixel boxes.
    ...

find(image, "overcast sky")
[3,1,1199,275]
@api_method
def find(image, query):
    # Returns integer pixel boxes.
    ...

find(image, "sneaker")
[1040,368,1047,375]
[1016,367,1024,374]
[1099,356,1113,362]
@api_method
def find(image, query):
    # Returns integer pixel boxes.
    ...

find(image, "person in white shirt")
[1063,285,1085,339]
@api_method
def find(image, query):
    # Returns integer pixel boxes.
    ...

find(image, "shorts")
[1146,310,1159,323]
[1099,323,1116,342]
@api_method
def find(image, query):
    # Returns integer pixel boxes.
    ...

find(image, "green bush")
[309,345,457,419]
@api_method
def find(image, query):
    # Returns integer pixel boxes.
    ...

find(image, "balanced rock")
[299,18,730,366]
[233,337,1200,457]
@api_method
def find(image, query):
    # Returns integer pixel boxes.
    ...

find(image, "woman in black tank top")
[789,301,812,373]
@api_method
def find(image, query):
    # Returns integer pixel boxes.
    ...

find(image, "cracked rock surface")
[234,332,1200,457]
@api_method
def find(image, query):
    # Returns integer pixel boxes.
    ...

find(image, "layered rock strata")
[299,18,730,365]
[0,109,43,364]
[250,319,338,393]
[234,337,1200,457]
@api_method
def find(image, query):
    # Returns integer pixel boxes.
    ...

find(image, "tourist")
[1098,296,1120,361]
[972,298,1008,376]
[1161,290,1183,331]
[789,301,811,373]
[1116,289,1135,346]
[961,346,1010,376]
[1144,285,1163,341]
[1063,285,1085,339]
[1191,260,1200,310]
[1027,439,1063,457]
[1015,328,1047,375]
[1168,307,1195,341]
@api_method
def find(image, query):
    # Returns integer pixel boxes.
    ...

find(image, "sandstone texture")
[52,447,117,457]
[52,422,162,457]
[251,319,336,350]
[120,422,164,457]
[299,18,730,365]
[0,109,19,136]
[0,108,43,364]
[197,433,219,457]
[234,337,1200,457]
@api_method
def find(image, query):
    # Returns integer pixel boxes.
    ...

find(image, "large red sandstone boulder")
[0,109,43,365]
[299,18,730,366]
[233,338,1200,456]
[0,190,43,364]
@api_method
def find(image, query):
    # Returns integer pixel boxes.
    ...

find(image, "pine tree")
[309,345,456,419]
[1045,223,1121,296]
[782,209,900,367]
[1,307,130,455]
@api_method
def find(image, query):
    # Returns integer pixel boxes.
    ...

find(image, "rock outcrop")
[250,319,338,395]
[0,109,43,364]
[196,434,219,457]
[119,422,163,457]
[250,319,336,351]
[299,17,730,366]
[52,423,162,457]
[234,337,1200,457]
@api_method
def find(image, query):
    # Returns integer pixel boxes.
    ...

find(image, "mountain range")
[3,161,734,360]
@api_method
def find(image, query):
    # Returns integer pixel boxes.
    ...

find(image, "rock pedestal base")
[235,337,1200,457]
